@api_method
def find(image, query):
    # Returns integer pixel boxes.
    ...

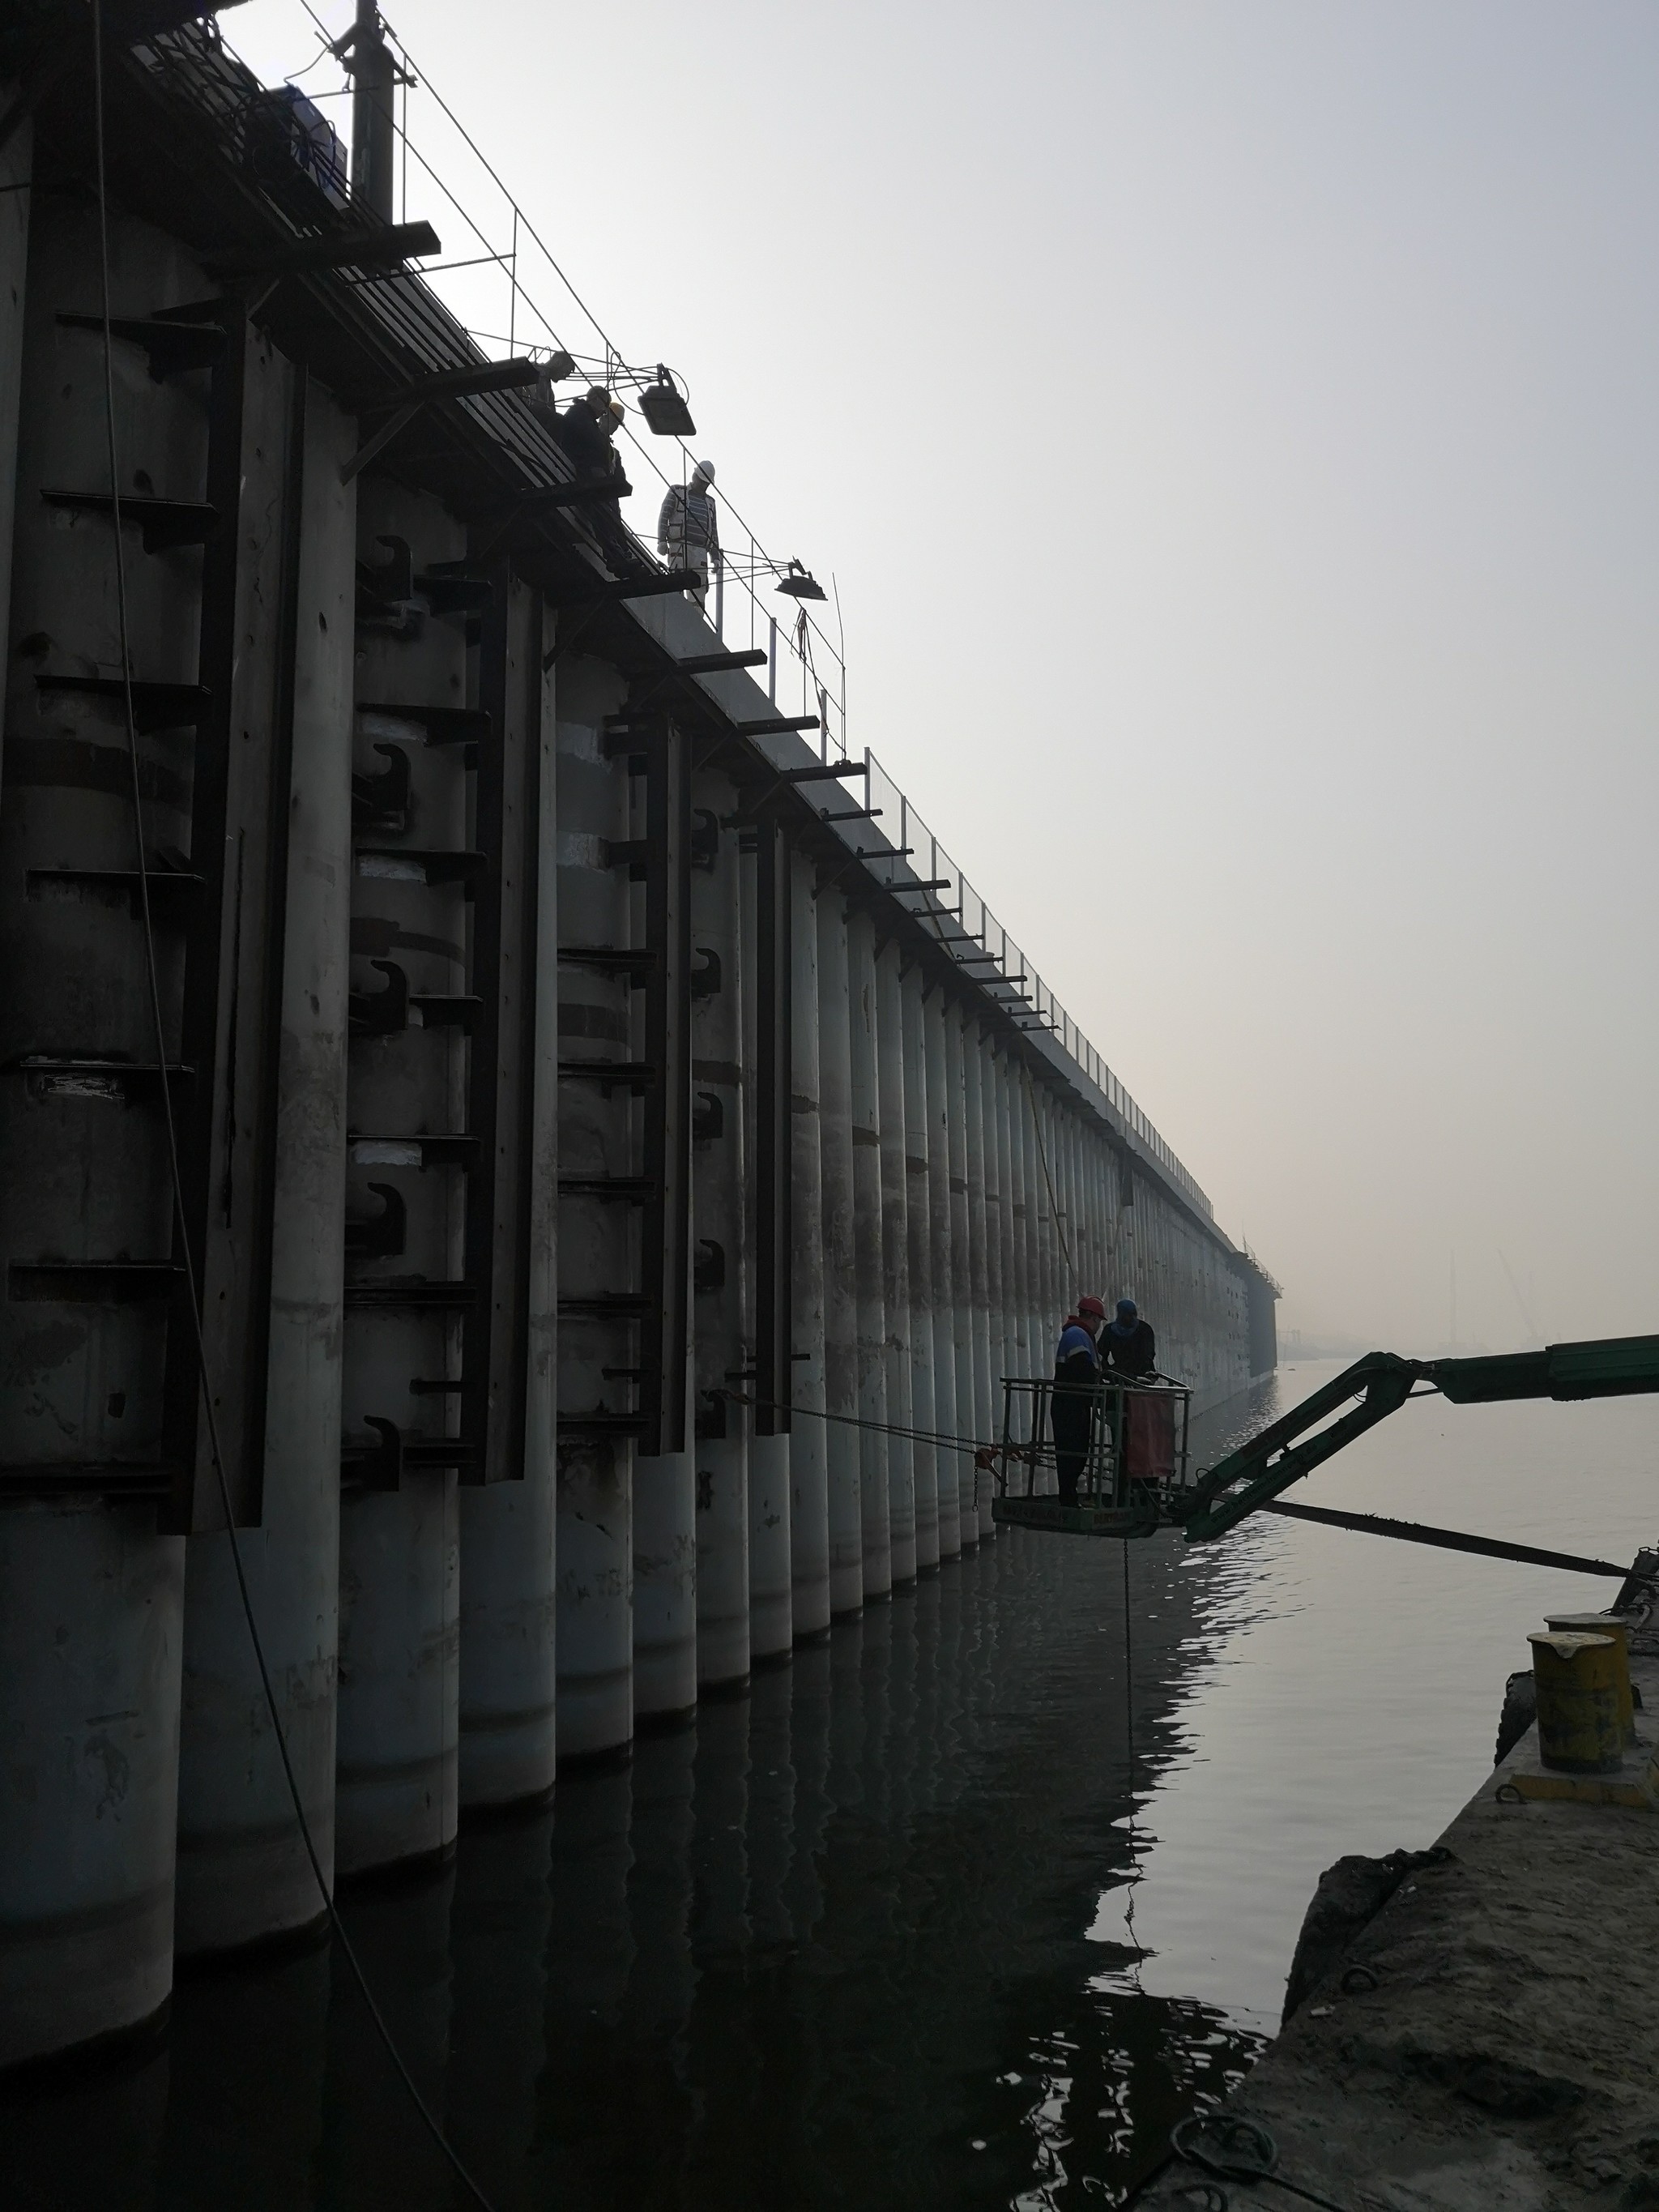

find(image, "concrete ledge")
[1139,1642,1659,2210]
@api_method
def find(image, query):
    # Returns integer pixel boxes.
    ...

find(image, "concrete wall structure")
[0,12,1277,2069]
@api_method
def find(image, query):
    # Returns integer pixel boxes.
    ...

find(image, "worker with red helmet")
[1051,1294,1108,1505]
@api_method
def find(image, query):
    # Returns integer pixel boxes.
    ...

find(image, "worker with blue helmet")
[1104,1297,1157,1379]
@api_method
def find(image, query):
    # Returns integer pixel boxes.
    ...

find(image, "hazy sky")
[229,0,1659,1352]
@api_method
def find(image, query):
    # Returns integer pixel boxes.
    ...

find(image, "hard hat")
[605,396,626,425]
[692,459,715,485]
[1116,1298,1138,1320]
[1077,1295,1107,1319]
[583,384,611,408]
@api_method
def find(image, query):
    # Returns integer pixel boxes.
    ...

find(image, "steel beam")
[638,714,691,1458]
[460,562,543,1483]
[162,297,288,1535]
[752,814,792,1439]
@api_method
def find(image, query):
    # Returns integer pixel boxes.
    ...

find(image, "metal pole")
[742,818,791,1662]
[875,940,915,1584]
[846,904,890,1598]
[458,576,559,1804]
[788,849,830,1638]
[633,704,694,1718]
[349,0,397,224]
[553,698,638,1758]
[1004,1047,1030,1389]
[690,771,750,1689]
[816,885,862,1617]
[508,206,518,357]
[923,985,961,1559]
[961,1023,995,1535]
[336,478,471,1869]
[177,372,352,1950]
[944,1001,979,1546]
[900,961,938,1572]
[990,1046,1019,1535]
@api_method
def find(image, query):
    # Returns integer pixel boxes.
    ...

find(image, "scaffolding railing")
[854,758,1214,1219]
[154,3,1213,1223]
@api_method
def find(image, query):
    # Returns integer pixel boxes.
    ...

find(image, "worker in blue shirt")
[1051,1294,1107,1505]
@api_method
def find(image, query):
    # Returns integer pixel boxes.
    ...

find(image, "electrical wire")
[89,10,497,2204]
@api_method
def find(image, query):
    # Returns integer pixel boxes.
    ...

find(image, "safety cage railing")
[995,1375,1195,1529]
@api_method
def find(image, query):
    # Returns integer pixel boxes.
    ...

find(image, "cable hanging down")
[89,9,497,2205]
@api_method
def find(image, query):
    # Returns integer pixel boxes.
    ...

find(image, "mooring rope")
[719,1386,998,1461]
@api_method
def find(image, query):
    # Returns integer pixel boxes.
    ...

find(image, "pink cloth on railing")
[1124,1392,1175,1482]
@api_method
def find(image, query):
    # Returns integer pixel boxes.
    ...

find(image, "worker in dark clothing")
[1051,1293,1107,1505]
[556,384,624,476]
[1103,1298,1156,1379]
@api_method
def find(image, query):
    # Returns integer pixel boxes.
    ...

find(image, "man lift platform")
[992,1373,1195,1536]
[992,1334,1659,1548]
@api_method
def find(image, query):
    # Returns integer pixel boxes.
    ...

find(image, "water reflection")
[1124,1359,1659,2033]
[11,1387,1293,2212]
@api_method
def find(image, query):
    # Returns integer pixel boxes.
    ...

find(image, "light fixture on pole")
[774,559,826,602]
[638,366,697,437]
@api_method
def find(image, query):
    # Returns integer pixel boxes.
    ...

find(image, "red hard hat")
[1077,1295,1107,1319]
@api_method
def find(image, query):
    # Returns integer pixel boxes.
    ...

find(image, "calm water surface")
[11,1360,1657,2209]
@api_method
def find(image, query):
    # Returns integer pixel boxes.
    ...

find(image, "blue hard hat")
[1115,1299,1137,1319]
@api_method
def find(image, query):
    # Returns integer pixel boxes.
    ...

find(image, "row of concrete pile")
[0,110,1264,2073]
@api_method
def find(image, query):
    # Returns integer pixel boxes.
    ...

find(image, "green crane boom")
[1181,1333,1659,1543]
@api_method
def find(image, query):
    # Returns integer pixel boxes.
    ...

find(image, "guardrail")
[184,2,1214,1224]
[855,755,1213,1219]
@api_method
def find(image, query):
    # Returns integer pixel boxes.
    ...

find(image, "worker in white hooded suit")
[658,459,719,608]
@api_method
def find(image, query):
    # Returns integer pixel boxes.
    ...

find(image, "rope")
[720,1386,996,1462]
[90,16,497,2204]
[1167,2114,1352,2212]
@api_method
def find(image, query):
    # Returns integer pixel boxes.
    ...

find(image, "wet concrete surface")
[1139,1621,1659,2211]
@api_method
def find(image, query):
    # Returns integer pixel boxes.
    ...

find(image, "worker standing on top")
[658,459,719,607]
[1103,1297,1157,1379]
[1051,1294,1107,1506]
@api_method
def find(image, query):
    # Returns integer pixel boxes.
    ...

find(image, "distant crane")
[1498,1249,1538,1341]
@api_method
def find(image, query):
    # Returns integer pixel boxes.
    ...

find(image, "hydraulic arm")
[1182,1334,1659,1542]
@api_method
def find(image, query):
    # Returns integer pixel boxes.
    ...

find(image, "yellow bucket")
[1528,1632,1623,1775]
[1545,1612,1638,1748]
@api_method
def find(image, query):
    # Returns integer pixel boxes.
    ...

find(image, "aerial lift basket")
[992,1374,1196,1536]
